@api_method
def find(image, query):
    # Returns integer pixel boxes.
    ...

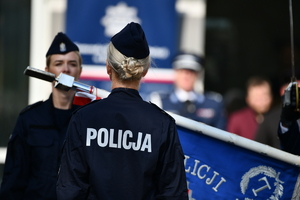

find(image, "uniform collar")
[110,88,142,99]
[171,89,204,104]
[174,88,197,102]
[47,93,80,111]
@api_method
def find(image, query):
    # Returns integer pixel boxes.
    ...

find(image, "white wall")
[28,0,67,104]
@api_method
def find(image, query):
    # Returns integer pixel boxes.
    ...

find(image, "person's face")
[246,83,272,114]
[45,51,82,81]
[174,69,198,92]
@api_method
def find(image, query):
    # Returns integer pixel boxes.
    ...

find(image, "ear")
[142,69,148,77]
[106,61,112,75]
[106,61,113,80]
[45,66,49,72]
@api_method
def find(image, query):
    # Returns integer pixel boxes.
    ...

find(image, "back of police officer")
[56,22,188,200]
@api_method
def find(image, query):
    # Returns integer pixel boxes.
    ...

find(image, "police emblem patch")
[238,165,284,200]
[60,42,66,52]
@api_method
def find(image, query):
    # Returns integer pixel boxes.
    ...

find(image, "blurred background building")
[0,0,299,183]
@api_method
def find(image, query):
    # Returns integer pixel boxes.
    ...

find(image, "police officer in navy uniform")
[0,32,83,199]
[56,22,188,200]
[149,53,226,130]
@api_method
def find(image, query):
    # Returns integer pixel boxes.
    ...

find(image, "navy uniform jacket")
[0,94,80,200]
[278,121,300,155]
[155,91,226,130]
[56,88,188,200]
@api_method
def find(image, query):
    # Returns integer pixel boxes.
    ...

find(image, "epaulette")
[205,91,223,102]
[72,98,102,114]
[149,101,175,122]
[20,101,43,115]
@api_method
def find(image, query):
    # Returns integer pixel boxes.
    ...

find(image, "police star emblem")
[60,42,66,52]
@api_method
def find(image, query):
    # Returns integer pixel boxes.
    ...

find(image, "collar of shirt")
[175,88,198,102]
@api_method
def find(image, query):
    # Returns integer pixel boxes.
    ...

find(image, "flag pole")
[168,111,300,167]
[24,66,300,167]
[289,0,296,82]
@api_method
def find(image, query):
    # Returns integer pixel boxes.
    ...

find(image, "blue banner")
[66,0,178,69]
[66,0,178,97]
[177,126,300,199]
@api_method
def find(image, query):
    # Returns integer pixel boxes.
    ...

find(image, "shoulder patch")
[20,101,43,115]
[73,98,102,114]
[149,101,175,121]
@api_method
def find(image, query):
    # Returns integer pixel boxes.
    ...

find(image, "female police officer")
[0,32,82,199]
[56,22,188,200]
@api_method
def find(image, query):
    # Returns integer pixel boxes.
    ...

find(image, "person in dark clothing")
[56,22,188,200]
[0,32,83,200]
[255,105,281,149]
[278,81,300,155]
[254,81,290,149]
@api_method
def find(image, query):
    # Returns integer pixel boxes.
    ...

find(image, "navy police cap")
[111,22,149,59]
[46,32,79,57]
[172,53,204,72]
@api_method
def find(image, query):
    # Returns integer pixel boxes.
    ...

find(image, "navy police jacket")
[57,88,188,200]
[155,91,226,130]
[0,94,80,200]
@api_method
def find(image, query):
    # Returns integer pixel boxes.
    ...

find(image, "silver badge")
[60,42,66,52]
